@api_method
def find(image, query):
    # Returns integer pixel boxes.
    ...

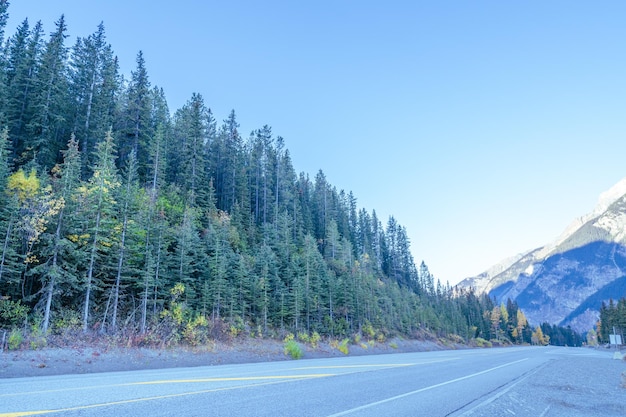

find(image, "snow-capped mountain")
[458,177,626,332]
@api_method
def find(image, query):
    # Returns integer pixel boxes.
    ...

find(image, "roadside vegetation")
[0,3,581,355]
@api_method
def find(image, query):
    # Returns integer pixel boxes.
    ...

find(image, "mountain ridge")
[458,177,626,332]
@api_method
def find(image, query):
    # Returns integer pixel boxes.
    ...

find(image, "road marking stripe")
[0,375,333,417]
[0,373,332,396]
[131,374,333,385]
[326,358,529,416]
[294,364,416,370]
[294,358,458,370]
[453,361,547,415]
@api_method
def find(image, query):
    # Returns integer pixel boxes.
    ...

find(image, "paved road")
[1,346,624,416]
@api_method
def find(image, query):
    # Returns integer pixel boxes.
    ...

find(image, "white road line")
[326,358,529,417]
[453,361,547,415]
[539,405,552,417]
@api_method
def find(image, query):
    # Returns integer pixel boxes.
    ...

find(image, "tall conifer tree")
[4,20,42,162]
[69,22,119,176]
[26,15,70,168]
[80,129,118,332]
[120,51,152,182]
[37,135,81,332]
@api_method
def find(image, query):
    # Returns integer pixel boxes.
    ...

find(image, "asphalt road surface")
[1,346,624,416]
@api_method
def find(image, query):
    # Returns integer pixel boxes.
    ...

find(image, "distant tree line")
[0,3,572,347]
[598,298,626,344]
[539,323,583,347]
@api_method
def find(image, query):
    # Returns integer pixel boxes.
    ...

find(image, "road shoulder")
[456,352,626,417]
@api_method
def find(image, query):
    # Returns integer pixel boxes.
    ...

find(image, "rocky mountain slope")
[458,178,626,332]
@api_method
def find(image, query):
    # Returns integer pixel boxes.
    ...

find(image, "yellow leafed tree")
[532,326,549,346]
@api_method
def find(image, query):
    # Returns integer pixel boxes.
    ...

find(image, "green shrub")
[183,315,209,346]
[338,338,349,355]
[52,308,81,334]
[297,331,309,343]
[389,342,398,349]
[284,339,303,359]
[362,321,376,339]
[229,316,245,339]
[0,297,28,328]
[8,328,23,350]
[29,322,47,350]
[310,331,321,348]
[474,337,492,348]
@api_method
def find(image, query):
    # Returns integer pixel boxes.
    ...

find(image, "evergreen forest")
[598,298,626,344]
[0,3,563,348]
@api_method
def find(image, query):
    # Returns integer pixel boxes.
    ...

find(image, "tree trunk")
[42,210,64,333]
[111,212,128,331]
[83,206,101,333]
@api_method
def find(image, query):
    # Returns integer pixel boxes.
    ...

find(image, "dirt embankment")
[0,337,450,378]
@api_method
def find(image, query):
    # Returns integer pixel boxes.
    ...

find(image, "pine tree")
[80,129,119,332]
[0,0,8,48]
[119,51,152,182]
[0,126,19,291]
[0,0,10,123]
[138,93,170,332]
[26,15,71,168]
[248,126,271,227]
[172,204,206,311]
[37,134,82,332]
[4,20,43,163]
[69,22,119,176]
[171,93,213,204]
[206,211,235,321]
[210,110,243,213]
[138,193,170,333]
[253,242,279,333]
[110,149,140,332]
[148,87,170,195]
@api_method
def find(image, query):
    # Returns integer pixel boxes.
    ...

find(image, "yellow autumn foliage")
[7,169,40,202]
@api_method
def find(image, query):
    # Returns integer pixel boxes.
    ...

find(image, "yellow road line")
[130,373,334,385]
[0,373,332,397]
[0,412,56,417]
[294,364,415,370]
[0,374,334,417]
[294,358,458,371]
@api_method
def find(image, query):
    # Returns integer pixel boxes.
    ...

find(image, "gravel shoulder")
[0,337,448,378]
[459,351,626,417]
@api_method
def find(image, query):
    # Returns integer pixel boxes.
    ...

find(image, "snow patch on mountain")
[459,176,626,332]
[594,212,626,242]
[536,177,626,260]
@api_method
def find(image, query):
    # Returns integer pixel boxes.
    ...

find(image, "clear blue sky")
[5,1,626,285]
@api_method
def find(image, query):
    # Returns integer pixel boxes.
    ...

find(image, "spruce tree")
[4,20,42,163]
[26,15,70,168]
[120,51,152,183]
[110,149,140,332]
[36,134,82,332]
[0,0,8,48]
[69,22,119,176]
[80,129,119,332]
[171,93,212,204]
[211,110,243,213]
[0,0,10,123]
[0,126,19,291]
